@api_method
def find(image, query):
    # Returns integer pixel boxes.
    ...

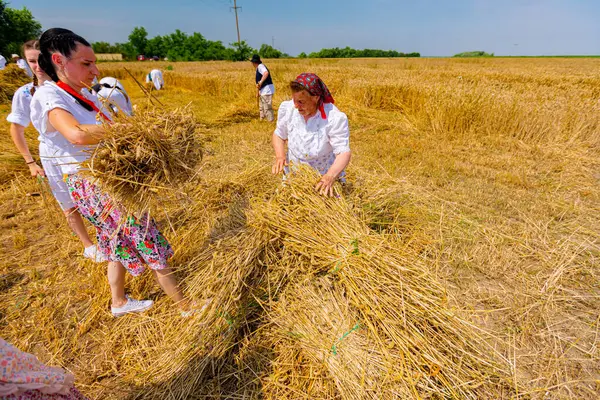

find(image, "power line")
[231,0,241,45]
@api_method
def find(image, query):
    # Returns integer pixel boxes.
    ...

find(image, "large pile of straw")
[248,168,514,398]
[83,107,203,214]
[0,64,31,104]
[104,166,515,399]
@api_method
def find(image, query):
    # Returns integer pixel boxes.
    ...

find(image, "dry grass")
[83,106,203,216]
[0,57,599,399]
[0,64,31,104]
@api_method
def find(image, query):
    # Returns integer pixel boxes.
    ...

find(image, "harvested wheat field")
[1,58,599,399]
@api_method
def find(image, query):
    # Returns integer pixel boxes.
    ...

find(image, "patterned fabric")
[293,73,335,119]
[65,174,173,276]
[0,338,87,399]
[4,387,88,400]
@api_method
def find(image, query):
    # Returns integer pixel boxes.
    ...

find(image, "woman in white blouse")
[272,73,351,196]
[146,69,164,91]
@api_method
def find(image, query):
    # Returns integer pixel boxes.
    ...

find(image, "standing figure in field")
[31,27,196,317]
[145,69,164,91]
[0,54,6,70]
[92,77,133,116]
[272,73,351,197]
[250,54,275,122]
[6,40,103,262]
[0,338,88,399]
[12,53,33,77]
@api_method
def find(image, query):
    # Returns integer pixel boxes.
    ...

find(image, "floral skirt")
[65,174,173,276]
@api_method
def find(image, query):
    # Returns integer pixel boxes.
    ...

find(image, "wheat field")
[0,58,599,399]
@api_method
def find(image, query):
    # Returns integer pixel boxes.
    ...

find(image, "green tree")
[92,41,112,53]
[259,44,283,59]
[453,51,493,57]
[0,1,41,57]
[229,40,254,61]
[128,26,148,55]
[307,46,419,59]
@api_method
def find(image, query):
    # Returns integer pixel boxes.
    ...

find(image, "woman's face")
[292,89,320,118]
[24,49,50,83]
[52,43,99,88]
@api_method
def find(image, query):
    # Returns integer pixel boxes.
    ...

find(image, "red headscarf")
[293,73,334,119]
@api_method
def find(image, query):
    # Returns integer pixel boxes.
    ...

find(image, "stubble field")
[0,57,599,399]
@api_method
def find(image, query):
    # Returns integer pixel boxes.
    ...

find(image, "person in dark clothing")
[250,54,275,121]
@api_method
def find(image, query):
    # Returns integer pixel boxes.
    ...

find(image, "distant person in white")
[250,54,275,121]
[12,53,33,77]
[6,40,102,262]
[92,77,133,116]
[0,54,6,70]
[145,69,164,90]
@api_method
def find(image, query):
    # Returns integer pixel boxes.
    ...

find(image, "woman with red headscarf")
[272,73,351,196]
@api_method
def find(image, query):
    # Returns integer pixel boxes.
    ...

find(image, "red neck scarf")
[56,81,111,123]
[293,73,335,119]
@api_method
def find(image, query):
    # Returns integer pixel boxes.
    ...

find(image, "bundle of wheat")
[83,107,203,215]
[0,64,31,104]
[245,166,516,399]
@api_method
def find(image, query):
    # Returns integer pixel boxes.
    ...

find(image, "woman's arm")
[326,151,351,178]
[257,70,269,89]
[272,132,287,174]
[48,108,106,145]
[316,151,351,197]
[9,123,45,177]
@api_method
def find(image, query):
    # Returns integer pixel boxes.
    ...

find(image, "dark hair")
[38,28,91,82]
[22,40,41,94]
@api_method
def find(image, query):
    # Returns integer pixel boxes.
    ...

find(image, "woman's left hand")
[315,174,337,197]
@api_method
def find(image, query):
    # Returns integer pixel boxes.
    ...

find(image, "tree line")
[0,1,421,63]
[298,47,420,59]
[95,27,420,61]
[453,51,494,57]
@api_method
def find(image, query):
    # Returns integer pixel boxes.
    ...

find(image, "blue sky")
[7,0,600,56]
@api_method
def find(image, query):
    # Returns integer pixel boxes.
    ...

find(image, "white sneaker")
[111,297,154,317]
[83,245,107,263]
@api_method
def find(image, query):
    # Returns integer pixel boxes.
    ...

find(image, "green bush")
[453,51,494,58]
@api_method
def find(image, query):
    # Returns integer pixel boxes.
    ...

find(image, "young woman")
[6,40,103,262]
[272,73,351,196]
[30,28,193,317]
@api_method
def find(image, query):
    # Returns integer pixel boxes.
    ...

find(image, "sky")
[7,0,600,56]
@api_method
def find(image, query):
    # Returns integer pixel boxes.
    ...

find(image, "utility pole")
[231,0,241,45]
[272,36,275,48]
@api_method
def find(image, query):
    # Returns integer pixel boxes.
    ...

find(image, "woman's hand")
[315,174,337,197]
[28,162,46,178]
[272,157,287,175]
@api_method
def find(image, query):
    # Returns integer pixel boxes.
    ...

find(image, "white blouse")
[7,83,34,128]
[257,64,275,96]
[30,81,104,176]
[95,77,133,116]
[274,100,350,176]
[146,69,164,91]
